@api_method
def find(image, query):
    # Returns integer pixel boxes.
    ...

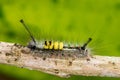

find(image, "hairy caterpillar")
[20,19,92,58]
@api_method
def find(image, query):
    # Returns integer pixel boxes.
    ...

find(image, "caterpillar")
[20,19,92,58]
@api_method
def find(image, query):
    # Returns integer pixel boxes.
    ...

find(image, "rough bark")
[0,42,120,78]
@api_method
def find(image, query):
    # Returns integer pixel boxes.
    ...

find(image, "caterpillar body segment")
[53,42,59,50]
[49,41,53,49]
[59,42,63,50]
[43,41,49,49]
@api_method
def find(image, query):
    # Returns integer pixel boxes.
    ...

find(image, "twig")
[0,42,120,78]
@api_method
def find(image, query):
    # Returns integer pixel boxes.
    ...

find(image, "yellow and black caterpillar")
[20,19,92,52]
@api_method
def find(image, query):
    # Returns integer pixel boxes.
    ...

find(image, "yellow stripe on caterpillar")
[44,41,49,49]
[59,42,63,50]
[49,41,53,49]
[53,41,59,50]
[44,45,49,49]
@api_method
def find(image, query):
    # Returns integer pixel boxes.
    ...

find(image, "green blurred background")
[0,0,120,80]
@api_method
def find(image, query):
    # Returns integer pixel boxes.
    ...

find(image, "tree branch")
[0,42,120,78]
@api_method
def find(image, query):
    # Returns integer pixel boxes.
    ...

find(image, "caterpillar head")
[27,40,36,49]
[20,19,37,50]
